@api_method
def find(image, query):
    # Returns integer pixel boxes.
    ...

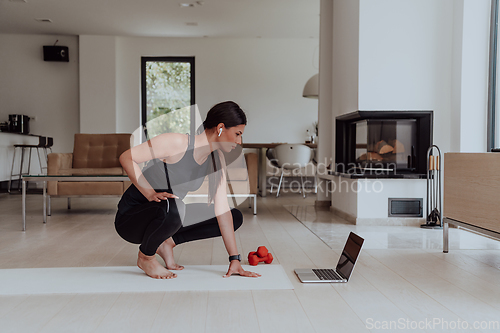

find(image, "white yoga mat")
[0,265,293,295]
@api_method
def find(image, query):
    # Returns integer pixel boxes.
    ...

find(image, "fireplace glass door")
[353,119,417,171]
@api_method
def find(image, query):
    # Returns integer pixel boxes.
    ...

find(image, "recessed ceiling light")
[186,22,198,26]
[9,0,28,3]
[179,1,203,7]
[35,18,53,23]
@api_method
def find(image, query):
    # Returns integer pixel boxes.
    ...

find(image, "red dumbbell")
[247,246,273,266]
[248,252,273,265]
[256,246,268,258]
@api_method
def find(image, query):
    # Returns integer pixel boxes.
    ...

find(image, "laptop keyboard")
[312,269,343,281]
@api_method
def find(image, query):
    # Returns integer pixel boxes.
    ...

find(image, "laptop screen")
[336,232,364,280]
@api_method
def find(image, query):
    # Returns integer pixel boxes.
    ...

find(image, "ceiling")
[0,0,320,38]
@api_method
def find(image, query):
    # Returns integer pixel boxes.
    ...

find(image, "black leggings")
[114,199,243,256]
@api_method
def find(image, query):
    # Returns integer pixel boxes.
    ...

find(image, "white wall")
[317,0,491,159]
[330,177,358,217]
[322,0,486,218]
[330,177,427,223]
[0,34,79,181]
[1,33,318,180]
[457,0,490,152]
[358,0,455,153]
[79,35,117,133]
[0,34,80,154]
[329,0,361,169]
[356,179,427,219]
[450,0,465,153]
[354,0,490,154]
[332,0,360,119]
[80,36,319,143]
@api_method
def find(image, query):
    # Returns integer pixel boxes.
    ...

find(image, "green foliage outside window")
[145,61,191,138]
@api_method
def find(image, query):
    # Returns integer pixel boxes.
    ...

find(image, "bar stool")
[38,137,53,174]
[8,137,53,192]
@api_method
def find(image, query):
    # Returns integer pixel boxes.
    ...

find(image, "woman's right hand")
[145,190,179,202]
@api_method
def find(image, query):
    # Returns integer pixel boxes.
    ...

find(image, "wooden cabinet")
[444,153,500,234]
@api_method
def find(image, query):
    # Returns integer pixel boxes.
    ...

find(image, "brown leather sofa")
[235,152,258,214]
[47,133,258,213]
[47,133,132,197]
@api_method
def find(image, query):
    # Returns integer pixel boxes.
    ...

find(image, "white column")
[459,0,490,152]
[316,0,334,203]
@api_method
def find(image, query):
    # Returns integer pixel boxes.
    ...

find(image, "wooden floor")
[1,191,500,332]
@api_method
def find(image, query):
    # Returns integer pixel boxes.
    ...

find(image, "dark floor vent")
[388,198,423,217]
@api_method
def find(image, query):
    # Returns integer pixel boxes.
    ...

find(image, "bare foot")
[137,251,177,279]
[156,238,184,270]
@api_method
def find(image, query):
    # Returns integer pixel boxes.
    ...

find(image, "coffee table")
[21,175,130,231]
[21,175,257,230]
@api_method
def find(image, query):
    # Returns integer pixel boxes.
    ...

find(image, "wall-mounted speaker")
[43,46,69,62]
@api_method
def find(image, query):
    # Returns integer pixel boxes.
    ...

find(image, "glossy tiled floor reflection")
[2,192,500,332]
[283,204,500,332]
[284,205,500,252]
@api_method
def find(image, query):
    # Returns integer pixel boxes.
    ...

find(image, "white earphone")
[218,128,222,137]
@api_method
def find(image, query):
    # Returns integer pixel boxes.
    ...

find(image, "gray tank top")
[117,134,214,215]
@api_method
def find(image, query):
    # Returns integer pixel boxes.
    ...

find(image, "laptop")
[294,232,364,283]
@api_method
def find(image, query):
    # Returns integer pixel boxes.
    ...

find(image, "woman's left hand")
[223,260,261,278]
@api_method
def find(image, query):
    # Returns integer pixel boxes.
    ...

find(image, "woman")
[115,101,260,279]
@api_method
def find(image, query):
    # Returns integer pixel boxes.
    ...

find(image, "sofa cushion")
[58,168,124,176]
[73,133,131,169]
[58,182,124,196]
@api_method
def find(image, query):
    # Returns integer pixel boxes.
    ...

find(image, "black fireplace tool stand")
[421,145,442,229]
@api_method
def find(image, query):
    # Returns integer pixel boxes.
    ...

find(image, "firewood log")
[389,139,405,154]
[379,144,394,154]
[375,140,394,155]
[358,152,384,161]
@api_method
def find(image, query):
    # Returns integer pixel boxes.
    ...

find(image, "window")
[141,57,195,139]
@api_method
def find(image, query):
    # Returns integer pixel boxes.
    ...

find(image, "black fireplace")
[335,111,432,177]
